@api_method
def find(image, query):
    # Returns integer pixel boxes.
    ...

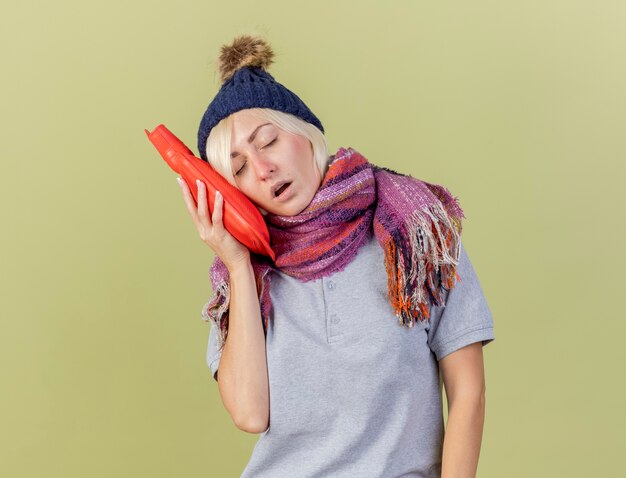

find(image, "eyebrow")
[230,123,273,160]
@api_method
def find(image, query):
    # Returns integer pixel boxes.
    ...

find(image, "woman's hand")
[177,177,251,271]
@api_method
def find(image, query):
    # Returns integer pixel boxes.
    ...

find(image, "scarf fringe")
[202,260,274,354]
[383,200,463,327]
[202,279,230,352]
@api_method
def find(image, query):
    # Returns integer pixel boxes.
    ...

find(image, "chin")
[271,202,304,217]
[290,202,312,216]
[264,193,313,217]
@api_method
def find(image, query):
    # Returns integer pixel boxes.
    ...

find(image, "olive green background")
[2,1,624,476]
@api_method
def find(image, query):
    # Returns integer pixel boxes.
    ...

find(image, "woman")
[177,34,495,478]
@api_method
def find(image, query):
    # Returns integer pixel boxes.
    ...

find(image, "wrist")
[227,258,253,277]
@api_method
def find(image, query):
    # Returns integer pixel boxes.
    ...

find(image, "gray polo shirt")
[205,226,495,477]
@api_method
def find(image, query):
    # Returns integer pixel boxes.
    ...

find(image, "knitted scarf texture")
[202,147,465,352]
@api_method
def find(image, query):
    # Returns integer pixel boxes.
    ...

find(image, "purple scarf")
[202,147,465,352]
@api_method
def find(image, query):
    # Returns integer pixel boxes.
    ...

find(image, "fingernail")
[176,177,182,186]
[216,190,221,199]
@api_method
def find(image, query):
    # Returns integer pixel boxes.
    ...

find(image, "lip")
[272,181,294,202]
[271,180,291,197]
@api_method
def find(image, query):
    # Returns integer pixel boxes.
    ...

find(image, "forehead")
[231,110,273,134]
[230,112,277,157]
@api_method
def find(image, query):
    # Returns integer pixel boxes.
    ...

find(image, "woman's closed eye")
[234,138,277,176]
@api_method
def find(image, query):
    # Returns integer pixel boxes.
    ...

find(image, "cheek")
[237,181,262,204]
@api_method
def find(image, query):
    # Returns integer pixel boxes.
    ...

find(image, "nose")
[249,151,276,180]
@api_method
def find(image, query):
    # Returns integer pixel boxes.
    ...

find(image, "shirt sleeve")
[426,240,495,361]
[206,321,222,382]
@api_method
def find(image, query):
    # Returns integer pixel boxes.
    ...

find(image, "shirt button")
[328,281,335,290]
[330,314,340,324]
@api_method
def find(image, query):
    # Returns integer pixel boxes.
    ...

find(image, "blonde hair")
[204,108,330,203]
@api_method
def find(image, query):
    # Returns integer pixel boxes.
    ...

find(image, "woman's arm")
[217,260,270,434]
[176,179,269,433]
[439,342,487,478]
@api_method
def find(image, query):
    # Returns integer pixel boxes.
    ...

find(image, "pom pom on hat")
[218,34,275,84]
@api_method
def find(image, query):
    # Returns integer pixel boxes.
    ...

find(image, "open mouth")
[274,182,292,198]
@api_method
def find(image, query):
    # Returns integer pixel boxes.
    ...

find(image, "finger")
[212,190,223,227]
[196,179,212,226]
[178,178,199,224]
